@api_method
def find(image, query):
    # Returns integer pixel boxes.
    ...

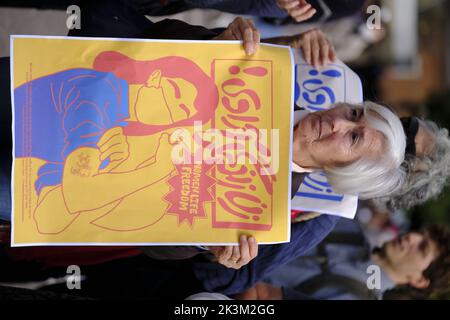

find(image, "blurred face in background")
[378,231,439,288]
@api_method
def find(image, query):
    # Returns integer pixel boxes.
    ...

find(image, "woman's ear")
[409,275,430,289]
[412,158,429,173]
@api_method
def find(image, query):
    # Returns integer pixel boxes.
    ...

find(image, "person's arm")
[185,0,287,18]
[264,28,337,68]
[60,134,174,213]
[185,0,316,21]
[211,17,260,55]
[193,214,340,295]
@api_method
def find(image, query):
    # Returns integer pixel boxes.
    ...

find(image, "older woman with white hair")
[207,27,409,269]
[207,99,407,268]
[291,101,406,199]
[142,99,407,268]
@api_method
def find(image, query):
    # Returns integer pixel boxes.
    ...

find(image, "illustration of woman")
[14,51,218,234]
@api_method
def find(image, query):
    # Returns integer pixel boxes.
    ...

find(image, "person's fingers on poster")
[213,17,260,55]
[299,34,312,65]
[318,36,330,65]
[249,235,258,259]
[216,246,233,266]
[317,32,336,65]
[290,28,337,67]
[311,36,320,68]
[215,247,240,269]
[232,235,258,269]
[276,0,316,22]
[231,235,258,269]
[207,235,258,269]
[207,245,229,262]
[328,43,337,63]
[230,17,259,55]
[231,243,241,262]
[247,19,260,55]
[97,127,129,173]
[236,235,251,266]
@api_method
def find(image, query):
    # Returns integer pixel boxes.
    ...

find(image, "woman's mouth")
[318,116,322,139]
[312,114,322,139]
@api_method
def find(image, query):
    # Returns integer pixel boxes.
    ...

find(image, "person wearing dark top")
[3,0,416,301]
[0,0,341,297]
[127,0,366,24]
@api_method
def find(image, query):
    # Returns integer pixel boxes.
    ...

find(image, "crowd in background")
[0,0,449,300]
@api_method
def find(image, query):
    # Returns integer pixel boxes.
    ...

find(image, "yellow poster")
[11,36,293,246]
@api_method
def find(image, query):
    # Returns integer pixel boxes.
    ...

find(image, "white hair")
[324,101,406,199]
[374,119,450,210]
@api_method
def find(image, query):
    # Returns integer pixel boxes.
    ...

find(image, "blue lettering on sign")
[297,66,344,112]
[296,192,344,202]
[296,172,344,202]
[295,64,349,204]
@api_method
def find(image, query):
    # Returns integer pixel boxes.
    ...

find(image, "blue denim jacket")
[0,166,10,221]
[192,214,340,295]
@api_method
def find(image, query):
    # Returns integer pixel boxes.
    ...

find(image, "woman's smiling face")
[293,104,387,169]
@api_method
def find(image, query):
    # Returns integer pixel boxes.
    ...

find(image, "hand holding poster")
[11,36,294,246]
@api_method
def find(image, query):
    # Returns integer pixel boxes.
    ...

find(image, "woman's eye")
[351,132,359,145]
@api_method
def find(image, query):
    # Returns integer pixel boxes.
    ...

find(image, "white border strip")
[11,240,289,247]
[11,239,289,248]
[10,35,16,246]
[287,47,295,243]
[291,202,357,220]
[10,34,292,49]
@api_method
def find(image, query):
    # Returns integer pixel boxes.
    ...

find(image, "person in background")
[264,0,367,25]
[140,0,367,24]
[236,223,450,300]
[373,117,450,212]
[0,0,340,272]
[355,200,405,248]
[2,0,448,301]
[131,0,318,21]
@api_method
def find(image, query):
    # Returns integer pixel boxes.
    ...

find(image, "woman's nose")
[332,118,357,133]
